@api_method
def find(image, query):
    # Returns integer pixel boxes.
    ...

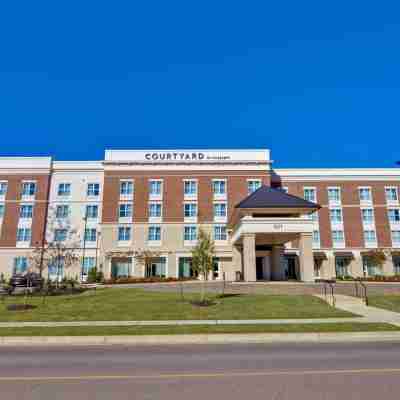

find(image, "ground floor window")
[81,257,96,280]
[178,257,198,278]
[362,256,382,277]
[111,258,132,279]
[314,259,322,277]
[48,257,64,282]
[13,257,28,274]
[393,256,400,275]
[212,257,220,279]
[145,257,166,278]
[335,257,350,278]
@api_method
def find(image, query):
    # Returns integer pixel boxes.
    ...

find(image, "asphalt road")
[1,342,400,399]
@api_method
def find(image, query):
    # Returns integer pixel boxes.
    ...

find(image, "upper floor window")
[148,226,161,241]
[148,202,162,218]
[118,226,131,242]
[19,205,33,219]
[13,257,28,274]
[21,182,36,197]
[184,203,197,218]
[312,230,320,247]
[87,183,100,197]
[0,182,8,196]
[56,205,69,219]
[86,205,99,219]
[184,180,197,196]
[392,230,400,245]
[119,203,132,218]
[0,204,4,218]
[361,208,374,224]
[213,180,226,196]
[120,181,133,196]
[327,187,341,202]
[184,226,197,241]
[364,230,377,245]
[385,187,399,202]
[58,183,71,197]
[84,228,97,242]
[330,208,343,223]
[247,180,261,194]
[214,225,227,241]
[54,228,67,242]
[149,180,162,196]
[388,209,400,223]
[332,230,345,246]
[359,187,372,202]
[16,227,31,242]
[214,203,227,218]
[304,188,316,202]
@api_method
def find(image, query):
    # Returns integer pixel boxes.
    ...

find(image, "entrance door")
[287,257,297,280]
[256,257,264,280]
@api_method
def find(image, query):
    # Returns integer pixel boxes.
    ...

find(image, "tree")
[191,228,215,303]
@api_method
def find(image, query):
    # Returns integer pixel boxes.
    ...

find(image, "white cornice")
[52,161,103,172]
[0,157,52,174]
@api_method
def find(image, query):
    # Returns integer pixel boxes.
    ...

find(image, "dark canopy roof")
[235,186,320,209]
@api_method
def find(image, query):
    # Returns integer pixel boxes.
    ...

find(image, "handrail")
[355,278,368,306]
[321,279,336,307]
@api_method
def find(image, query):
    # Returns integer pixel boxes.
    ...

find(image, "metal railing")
[321,279,336,307]
[354,278,368,305]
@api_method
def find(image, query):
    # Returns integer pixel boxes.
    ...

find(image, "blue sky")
[1,1,399,167]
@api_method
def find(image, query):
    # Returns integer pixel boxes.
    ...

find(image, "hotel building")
[0,149,399,282]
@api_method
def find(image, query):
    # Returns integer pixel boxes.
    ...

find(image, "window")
[312,230,320,247]
[309,211,318,221]
[19,205,33,219]
[21,182,36,197]
[54,229,67,242]
[86,205,99,219]
[214,225,227,241]
[363,256,382,276]
[361,209,374,224]
[16,228,31,242]
[13,257,28,274]
[327,187,341,202]
[247,180,261,194]
[393,256,400,275]
[84,228,97,242]
[57,183,71,196]
[391,231,400,245]
[388,209,400,223]
[87,183,100,197]
[0,182,8,196]
[335,257,349,278]
[385,187,398,202]
[0,204,4,218]
[184,180,197,196]
[184,203,197,218]
[332,230,345,246]
[149,180,162,196]
[120,181,134,196]
[359,187,372,202]
[214,203,227,218]
[81,257,96,276]
[364,230,377,245]
[330,208,343,223]
[119,203,132,218]
[184,226,197,241]
[149,202,162,218]
[56,205,69,219]
[213,180,226,195]
[118,226,131,241]
[304,188,316,202]
[148,226,161,241]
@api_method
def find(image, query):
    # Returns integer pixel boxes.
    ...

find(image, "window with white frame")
[359,187,372,202]
[184,180,197,196]
[388,209,400,223]
[118,226,131,242]
[148,226,161,241]
[391,230,400,246]
[86,205,99,219]
[385,187,398,202]
[330,208,343,223]
[84,228,97,242]
[81,257,96,276]
[213,180,226,196]
[304,188,316,202]
[0,204,4,218]
[364,230,377,245]
[309,211,318,221]
[120,180,133,196]
[54,229,67,242]
[247,180,261,194]
[21,181,36,197]
[19,205,33,219]
[13,257,28,274]
[55,205,69,219]
[16,227,31,242]
[148,202,162,218]
[119,203,132,218]
[214,225,227,241]
[149,180,162,196]
[213,203,227,218]
[184,203,197,218]
[57,183,71,196]
[0,182,8,196]
[184,226,197,241]
[327,187,341,202]
[332,230,345,246]
[312,230,320,247]
[361,208,374,224]
[87,183,100,197]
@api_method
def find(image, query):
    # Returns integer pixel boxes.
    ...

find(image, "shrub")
[103,277,193,284]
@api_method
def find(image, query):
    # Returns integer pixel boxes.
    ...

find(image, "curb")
[2,332,400,346]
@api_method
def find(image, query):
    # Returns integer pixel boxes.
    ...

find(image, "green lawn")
[369,295,400,313]
[0,323,396,336]
[0,288,356,321]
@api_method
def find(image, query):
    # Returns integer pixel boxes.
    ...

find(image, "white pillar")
[232,245,243,281]
[243,234,256,282]
[299,233,314,282]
